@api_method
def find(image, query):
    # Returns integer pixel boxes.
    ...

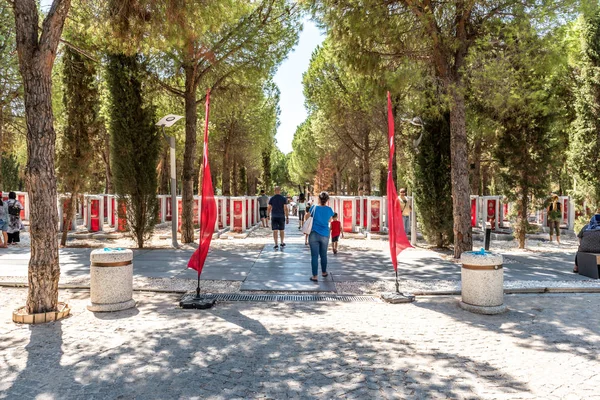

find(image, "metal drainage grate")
[200,294,382,303]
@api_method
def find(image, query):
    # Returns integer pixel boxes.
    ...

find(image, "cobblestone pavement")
[1,288,599,399]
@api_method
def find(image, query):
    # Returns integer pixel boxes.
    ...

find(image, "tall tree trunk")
[99,127,112,193]
[358,162,364,195]
[470,137,482,195]
[262,148,271,192]
[181,65,198,243]
[363,132,371,195]
[448,80,473,258]
[13,0,71,314]
[0,106,4,190]
[158,145,169,194]
[232,158,239,196]
[60,191,77,246]
[222,133,231,195]
[193,152,201,194]
[516,184,529,249]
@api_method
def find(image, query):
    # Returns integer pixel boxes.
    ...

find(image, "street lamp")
[400,116,425,246]
[156,114,183,248]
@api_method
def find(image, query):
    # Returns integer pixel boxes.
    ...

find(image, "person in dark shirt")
[268,186,288,250]
[573,211,600,273]
[257,190,270,228]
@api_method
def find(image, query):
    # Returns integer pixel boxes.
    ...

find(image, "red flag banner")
[188,89,217,275]
[387,92,412,271]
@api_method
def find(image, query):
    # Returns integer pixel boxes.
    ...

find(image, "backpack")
[8,200,20,217]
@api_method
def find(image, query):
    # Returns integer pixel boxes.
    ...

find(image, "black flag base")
[381,292,416,304]
[179,293,216,309]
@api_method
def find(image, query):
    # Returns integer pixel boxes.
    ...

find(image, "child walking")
[330,213,343,254]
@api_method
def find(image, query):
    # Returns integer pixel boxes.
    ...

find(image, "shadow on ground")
[2,294,530,399]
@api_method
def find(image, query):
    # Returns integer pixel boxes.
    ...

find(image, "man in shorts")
[258,189,270,228]
[268,186,289,249]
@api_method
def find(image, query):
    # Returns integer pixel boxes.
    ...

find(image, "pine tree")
[413,114,454,248]
[57,45,100,246]
[261,148,271,192]
[569,11,600,209]
[106,53,160,248]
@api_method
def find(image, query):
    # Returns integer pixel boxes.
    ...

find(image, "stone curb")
[1,282,599,295]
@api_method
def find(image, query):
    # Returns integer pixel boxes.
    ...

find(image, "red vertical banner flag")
[387,92,412,271]
[188,89,217,275]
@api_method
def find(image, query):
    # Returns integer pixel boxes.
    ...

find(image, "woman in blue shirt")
[309,192,334,282]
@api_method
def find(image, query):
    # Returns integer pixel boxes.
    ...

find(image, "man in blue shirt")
[268,186,288,249]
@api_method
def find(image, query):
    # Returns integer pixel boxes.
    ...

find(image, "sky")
[273,19,325,155]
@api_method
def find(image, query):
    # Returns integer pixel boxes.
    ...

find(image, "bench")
[576,252,600,279]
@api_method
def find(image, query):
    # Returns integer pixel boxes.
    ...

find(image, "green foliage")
[292,41,387,194]
[261,148,272,193]
[271,146,291,188]
[0,3,24,190]
[57,45,100,196]
[378,164,387,197]
[412,114,454,248]
[468,18,565,247]
[568,10,600,209]
[238,166,247,195]
[210,79,280,195]
[107,53,160,248]
[0,154,24,191]
[288,117,320,185]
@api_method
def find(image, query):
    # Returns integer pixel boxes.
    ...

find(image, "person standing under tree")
[6,192,24,245]
[308,192,335,282]
[547,193,561,244]
[297,193,306,229]
[399,188,412,237]
[268,186,288,250]
[258,189,270,228]
[0,195,8,248]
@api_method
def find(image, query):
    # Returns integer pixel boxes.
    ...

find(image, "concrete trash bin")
[87,248,136,312]
[459,250,507,315]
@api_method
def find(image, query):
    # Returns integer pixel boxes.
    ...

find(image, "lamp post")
[156,114,183,248]
[400,117,424,246]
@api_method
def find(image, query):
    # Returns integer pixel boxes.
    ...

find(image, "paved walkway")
[1,288,599,399]
[0,217,595,292]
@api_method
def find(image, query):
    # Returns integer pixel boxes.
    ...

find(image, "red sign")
[563,199,568,224]
[371,200,381,232]
[17,194,26,219]
[363,198,367,227]
[245,199,249,227]
[193,198,199,226]
[226,200,230,225]
[103,196,108,219]
[487,199,496,228]
[471,198,477,227]
[117,200,127,232]
[217,199,223,228]
[503,203,509,221]
[90,199,100,232]
[233,200,243,232]
[342,200,353,232]
[177,199,183,230]
[112,198,116,226]
[62,198,71,231]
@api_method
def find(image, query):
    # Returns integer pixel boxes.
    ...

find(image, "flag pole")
[381,91,415,304]
[180,88,217,309]
[196,273,201,299]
